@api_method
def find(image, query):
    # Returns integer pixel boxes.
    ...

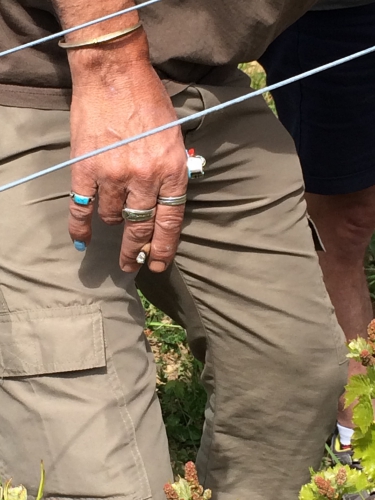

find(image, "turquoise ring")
[70,191,95,206]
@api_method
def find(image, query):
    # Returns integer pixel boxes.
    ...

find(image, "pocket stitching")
[0,305,106,377]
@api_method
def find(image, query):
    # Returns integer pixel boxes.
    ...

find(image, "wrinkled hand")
[68,59,187,273]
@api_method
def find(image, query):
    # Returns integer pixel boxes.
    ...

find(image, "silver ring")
[122,207,156,222]
[70,191,95,206]
[157,194,187,206]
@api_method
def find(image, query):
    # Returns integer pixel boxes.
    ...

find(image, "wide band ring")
[122,207,156,222]
[70,191,95,206]
[157,194,187,206]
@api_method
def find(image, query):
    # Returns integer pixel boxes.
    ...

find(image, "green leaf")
[3,483,27,500]
[368,366,375,388]
[298,484,317,500]
[36,461,45,500]
[347,338,373,363]
[352,395,374,434]
[344,466,371,494]
[345,374,372,407]
[164,380,185,399]
[352,423,375,481]
[171,477,193,500]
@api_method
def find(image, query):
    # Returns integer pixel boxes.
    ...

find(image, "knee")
[334,210,375,259]
[307,193,375,264]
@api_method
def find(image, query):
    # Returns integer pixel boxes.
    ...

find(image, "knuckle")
[70,204,91,222]
[126,221,154,242]
[101,215,123,225]
[155,215,183,234]
[152,246,175,262]
[98,206,123,225]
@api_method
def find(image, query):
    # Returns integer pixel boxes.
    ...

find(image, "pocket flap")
[0,305,106,377]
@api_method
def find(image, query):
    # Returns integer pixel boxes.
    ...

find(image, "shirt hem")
[0,83,72,110]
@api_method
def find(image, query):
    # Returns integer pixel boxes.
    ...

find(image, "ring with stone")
[122,207,156,222]
[157,194,187,206]
[70,191,95,206]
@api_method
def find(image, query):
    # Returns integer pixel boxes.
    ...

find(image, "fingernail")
[121,264,138,273]
[149,261,166,273]
[74,240,86,252]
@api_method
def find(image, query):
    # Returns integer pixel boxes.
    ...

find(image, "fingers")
[69,163,97,250]
[120,204,185,273]
[119,189,158,272]
[119,183,187,273]
[148,204,185,272]
[145,162,188,271]
[97,182,126,225]
[136,243,151,264]
[119,154,188,272]
[69,133,189,269]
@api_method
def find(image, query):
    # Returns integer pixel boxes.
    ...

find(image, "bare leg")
[306,186,375,427]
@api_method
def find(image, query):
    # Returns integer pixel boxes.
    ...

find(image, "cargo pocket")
[0,305,151,500]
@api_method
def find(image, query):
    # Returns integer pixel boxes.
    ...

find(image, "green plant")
[239,61,276,114]
[365,233,375,302]
[0,462,45,500]
[140,291,206,475]
[164,461,211,500]
[299,321,375,500]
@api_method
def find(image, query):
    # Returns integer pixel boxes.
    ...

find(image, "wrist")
[53,0,151,79]
[67,27,151,87]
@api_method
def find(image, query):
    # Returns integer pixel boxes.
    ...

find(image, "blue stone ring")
[70,191,96,206]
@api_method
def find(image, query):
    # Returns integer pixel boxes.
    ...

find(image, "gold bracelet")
[58,21,142,49]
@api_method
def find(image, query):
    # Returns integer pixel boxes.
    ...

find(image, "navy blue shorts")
[259,3,375,195]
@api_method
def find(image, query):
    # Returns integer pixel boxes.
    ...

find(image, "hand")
[68,57,188,273]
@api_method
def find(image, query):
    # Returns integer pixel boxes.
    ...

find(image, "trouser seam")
[172,261,217,486]
[105,334,152,500]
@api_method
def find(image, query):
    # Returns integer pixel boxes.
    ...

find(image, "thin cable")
[1,42,375,193]
[0,0,161,59]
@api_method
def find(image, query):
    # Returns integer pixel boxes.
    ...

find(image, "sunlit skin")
[53,0,187,273]
[306,188,375,428]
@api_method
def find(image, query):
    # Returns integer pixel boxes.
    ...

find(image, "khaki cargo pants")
[0,72,348,500]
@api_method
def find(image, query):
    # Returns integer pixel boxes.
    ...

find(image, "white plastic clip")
[186,149,206,179]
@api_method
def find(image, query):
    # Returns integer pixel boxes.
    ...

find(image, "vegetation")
[142,293,206,475]
[365,233,375,304]
[164,462,211,500]
[299,323,375,499]
[240,61,276,113]
[0,463,44,500]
